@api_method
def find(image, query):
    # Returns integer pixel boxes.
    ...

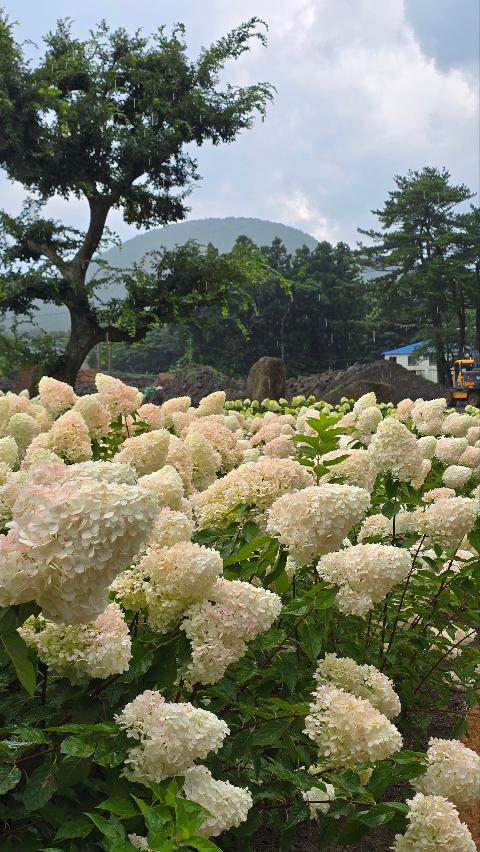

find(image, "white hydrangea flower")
[73,394,111,439]
[128,836,150,851]
[410,458,432,489]
[303,783,336,818]
[182,578,282,685]
[0,436,18,469]
[263,434,295,458]
[392,793,476,851]
[196,391,226,417]
[442,412,471,437]
[7,413,41,458]
[316,543,412,616]
[0,477,158,623]
[413,497,479,548]
[321,449,378,491]
[137,542,223,633]
[458,446,480,468]
[314,654,401,719]
[356,405,383,439]
[184,431,222,490]
[182,765,252,837]
[144,507,194,551]
[194,457,312,528]
[116,690,229,783]
[412,738,480,808]
[422,488,456,503]
[467,425,480,445]
[18,603,131,684]
[116,430,170,476]
[267,484,370,566]
[353,392,377,416]
[304,684,403,769]
[138,465,184,511]
[66,460,138,485]
[368,418,424,482]
[442,465,472,489]
[417,436,437,459]
[358,513,391,541]
[411,398,447,436]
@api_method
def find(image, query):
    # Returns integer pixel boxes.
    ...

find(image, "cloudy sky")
[1,0,479,246]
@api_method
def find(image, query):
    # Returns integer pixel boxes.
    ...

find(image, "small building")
[383,341,438,384]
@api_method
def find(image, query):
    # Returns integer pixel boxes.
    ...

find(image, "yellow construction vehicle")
[450,358,480,407]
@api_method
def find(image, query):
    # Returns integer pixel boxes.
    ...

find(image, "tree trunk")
[48,310,100,387]
[476,303,480,357]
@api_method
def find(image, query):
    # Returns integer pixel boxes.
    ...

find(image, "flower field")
[0,375,479,851]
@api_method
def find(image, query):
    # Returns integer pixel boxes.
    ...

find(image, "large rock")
[246,357,286,402]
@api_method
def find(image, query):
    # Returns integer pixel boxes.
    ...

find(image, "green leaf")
[223,536,271,566]
[188,838,222,851]
[0,765,21,794]
[94,737,127,767]
[22,761,56,812]
[249,718,292,746]
[132,796,171,833]
[54,817,93,840]
[87,812,126,843]
[1,631,36,695]
[98,797,138,818]
[60,736,95,758]
[298,622,324,662]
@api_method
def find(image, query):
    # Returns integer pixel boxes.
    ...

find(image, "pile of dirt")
[286,360,446,405]
[156,364,246,406]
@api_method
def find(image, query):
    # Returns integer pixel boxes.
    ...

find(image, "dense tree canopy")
[0,14,273,384]
[358,167,476,385]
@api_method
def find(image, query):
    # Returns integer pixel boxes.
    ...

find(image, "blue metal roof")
[382,341,429,356]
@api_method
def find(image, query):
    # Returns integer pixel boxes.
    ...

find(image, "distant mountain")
[10,218,318,333]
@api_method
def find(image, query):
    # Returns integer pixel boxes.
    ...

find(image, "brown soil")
[285,360,446,405]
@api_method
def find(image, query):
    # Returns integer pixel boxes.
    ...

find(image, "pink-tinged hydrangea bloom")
[166,434,194,493]
[38,376,77,416]
[304,684,402,768]
[394,398,414,422]
[136,542,223,633]
[136,403,167,431]
[314,654,401,719]
[435,437,469,465]
[182,578,282,685]
[0,477,158,623]
[18,602,131,684]
[184,418,243,471]
[392,793,476,851]
[412,738,480,808]
[46,409,93,463]
[116,690,229,783]
[159,396,192,428]
[316,543,412,617]
[144,507,194,551]
[262,434,295,459]
[116,429,170,476]
[95,373,143,417]
[267,484,370,566]
[442,412,471,437]
[182,765,252,837]
[194,456,312,528]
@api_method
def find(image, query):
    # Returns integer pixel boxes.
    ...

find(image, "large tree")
[358,167,474,385]
[0,15,273,384]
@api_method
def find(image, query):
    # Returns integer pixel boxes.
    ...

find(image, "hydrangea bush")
[0,375,479,850]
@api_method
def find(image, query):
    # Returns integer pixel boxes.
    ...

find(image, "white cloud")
[1,0,478,246]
